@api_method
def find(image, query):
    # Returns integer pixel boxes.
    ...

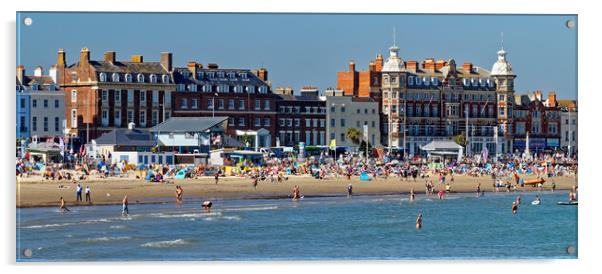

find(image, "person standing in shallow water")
[409,188,415,201]
[512,201,518,214]
[347,183,353,197]
[416,213,423,230]
[122,195,129,216]
[59,197,69,215]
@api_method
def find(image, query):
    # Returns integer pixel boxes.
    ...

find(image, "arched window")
[112,73,120,82]
[137,74,145,83]
[99,72,107,82]
[149,74,157,83]
[162,74,169,83]
[125,73,133,83]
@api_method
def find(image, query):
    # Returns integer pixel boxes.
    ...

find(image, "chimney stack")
[257,68,268,81]
[160,52,172,72]
[547,92,557,107]
[104,51,116,63]
[375,54,384,72]
[131,55,144,63]
[57,48,66,67]
[423,58,435,70]
[435,60,447,71]
[79,48,90,68]
[406,60,418,71]
[34,66,44,77]
[16,65,25,83]
[187,61,198,79]
[349,61,356,72]
[462,62,474,73]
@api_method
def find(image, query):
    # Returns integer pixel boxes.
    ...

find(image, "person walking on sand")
[252,174,258,189]
[85,185,91,203]
[75,184,82,203]
[59,197,70,215]
[416,213,423,230]
[122,195,129,216]
[347,183,353,197]
[512,201,518,214]
[214,170,220,185]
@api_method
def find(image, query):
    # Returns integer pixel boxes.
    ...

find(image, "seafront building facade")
[55,48,175,143]
[512,91,561,153]
[273,87,327,147]
[16,65,65,140]
[326,94,381,149]
[558,100,577,156]
[170,62,276,147]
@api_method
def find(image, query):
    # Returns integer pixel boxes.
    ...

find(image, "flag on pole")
[59,137,65,156]
[329,139,336,150]
[363,124,369,142]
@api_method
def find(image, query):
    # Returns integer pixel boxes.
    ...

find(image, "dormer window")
[112,73,120,82]
[162,74,169,83]
[149,74,157,83]
[31,84,39,91]
[188,84,197,92]
[258,86,268,94]
[137,74,145,83]
[207,72,215,78]
[246,86,255,94]
[176,84,185,92]
[99,72,107,82]
[125,73,133,83]
[227,72,235,78]
[240,72,247,79]
[218,72,225,78]
[197,72,203,80]
[407,76,414,85]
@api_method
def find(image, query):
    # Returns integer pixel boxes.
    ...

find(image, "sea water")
[16,191,577,261]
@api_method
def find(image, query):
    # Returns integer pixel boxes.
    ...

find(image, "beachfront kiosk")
[420,140,463,164]
[150,117,229,166]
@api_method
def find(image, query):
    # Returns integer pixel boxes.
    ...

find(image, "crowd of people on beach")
[16,149,578,224]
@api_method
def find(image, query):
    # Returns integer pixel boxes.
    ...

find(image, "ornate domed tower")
[491,46,516,154]
[381,44,406,151]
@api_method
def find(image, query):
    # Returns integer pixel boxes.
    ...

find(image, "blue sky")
[17,13,577,99]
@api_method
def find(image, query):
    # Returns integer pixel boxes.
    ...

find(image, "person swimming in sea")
[516,195,521,205]
[512,201,518,214]
[416,213,423,230]
[437,189,444,200]
[292,185,301,201]
[410,188,415,202]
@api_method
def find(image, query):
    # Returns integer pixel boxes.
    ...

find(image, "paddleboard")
[531,200,541,205]
[557,201,578,206]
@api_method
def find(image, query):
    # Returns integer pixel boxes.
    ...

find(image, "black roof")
[172,67,269,87]
[149,117,228,133]
[94,128,155,146]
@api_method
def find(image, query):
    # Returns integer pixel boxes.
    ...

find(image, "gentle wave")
[85,236,133,242]
[23,222,75,229]
[149,212,221,219]
[109,225,127,229]
[140,239,190,248]
[222,206,278,212]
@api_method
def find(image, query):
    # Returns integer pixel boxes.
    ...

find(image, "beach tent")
[175,168,188,179]
[360,172,371,181]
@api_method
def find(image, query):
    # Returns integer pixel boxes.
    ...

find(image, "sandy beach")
[16,173,577,208]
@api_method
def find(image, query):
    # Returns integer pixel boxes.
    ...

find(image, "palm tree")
[346,128,362,146]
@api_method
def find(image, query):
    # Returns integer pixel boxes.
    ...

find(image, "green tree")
[359,140,372,155]
[346,128,362,146]
[454,132,467,147]
[240,134,254,147]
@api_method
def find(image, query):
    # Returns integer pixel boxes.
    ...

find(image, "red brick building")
[336,54,383,98]
[55,48,175,142]
[170,62,277,147]
[512,91,561,152]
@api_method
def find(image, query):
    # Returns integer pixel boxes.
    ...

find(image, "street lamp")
[212,93,218,117]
